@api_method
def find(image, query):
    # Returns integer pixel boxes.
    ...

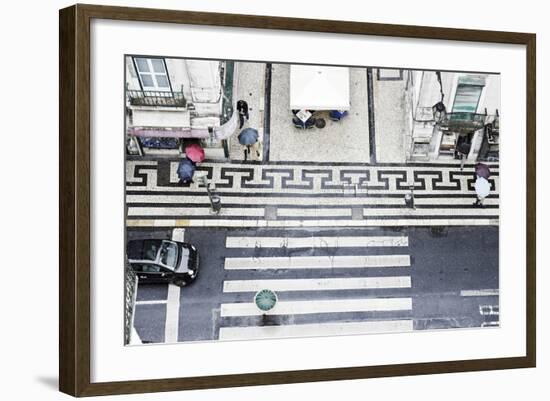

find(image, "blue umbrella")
[238,128,259,145]
[177,158,196,182]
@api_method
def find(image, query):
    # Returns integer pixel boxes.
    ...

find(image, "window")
[133,57,171,92]
[452,77,485,113]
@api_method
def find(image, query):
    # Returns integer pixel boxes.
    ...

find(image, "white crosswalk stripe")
[225,236,408,248]
[219,320,414,340]
[223,276,411,293]
[224,255,410,270]
[220,298,413,317]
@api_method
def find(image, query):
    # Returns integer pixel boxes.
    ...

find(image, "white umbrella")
[290,65,350,110]
[475,177,491,198]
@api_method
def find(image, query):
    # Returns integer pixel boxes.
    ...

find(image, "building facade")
[125,57,235,159]
[407,70,500,162]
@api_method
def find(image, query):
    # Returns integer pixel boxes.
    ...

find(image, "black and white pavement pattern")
[126,160,499,228]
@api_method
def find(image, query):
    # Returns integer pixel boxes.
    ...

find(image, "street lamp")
[196,174,222,214]
[404,184,416,209]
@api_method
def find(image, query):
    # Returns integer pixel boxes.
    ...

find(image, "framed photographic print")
[59,4,536,397]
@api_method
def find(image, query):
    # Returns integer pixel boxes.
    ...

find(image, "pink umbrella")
[185,143,205,163]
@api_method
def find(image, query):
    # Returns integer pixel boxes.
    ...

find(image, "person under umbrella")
[185,143,205,163]
[473,175,491,207]
[177,157,196,184]
[238,127,260,161]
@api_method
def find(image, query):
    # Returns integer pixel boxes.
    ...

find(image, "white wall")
[0,1,546,401]
[164,58,191,94]
[484,75,501,115]
[165,58,222,116]
[125,57,141,90]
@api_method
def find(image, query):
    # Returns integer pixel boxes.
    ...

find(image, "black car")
[127,239,199,286]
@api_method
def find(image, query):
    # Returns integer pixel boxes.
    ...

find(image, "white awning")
[131,107,190,128]
[290,65,350,110]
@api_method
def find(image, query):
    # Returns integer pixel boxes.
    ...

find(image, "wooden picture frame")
[59,3,536,397]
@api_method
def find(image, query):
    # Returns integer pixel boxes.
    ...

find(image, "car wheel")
[173,279,187,287]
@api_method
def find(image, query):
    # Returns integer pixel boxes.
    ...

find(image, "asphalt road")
[129,225,499,344]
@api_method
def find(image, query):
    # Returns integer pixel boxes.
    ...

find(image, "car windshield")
[159,241,179,269]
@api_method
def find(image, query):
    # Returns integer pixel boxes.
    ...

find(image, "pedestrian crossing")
[218,234,414,341]
[218,320,414,340]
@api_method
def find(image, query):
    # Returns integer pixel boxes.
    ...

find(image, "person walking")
[472,162,491,207]
[236,99,249,129]
[473,175,490,207]
[177,157,196,185]
[238,127,258,162]
[243,143,261,161]
[248,140,261,161]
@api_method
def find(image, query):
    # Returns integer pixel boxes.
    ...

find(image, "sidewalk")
[126,160,500,228]
[228,62,266,161]
[373,69,410,163]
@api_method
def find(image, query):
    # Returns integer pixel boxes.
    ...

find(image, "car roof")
[127,239,164,261]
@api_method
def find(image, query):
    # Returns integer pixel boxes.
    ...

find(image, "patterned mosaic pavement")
[126,160,499,228]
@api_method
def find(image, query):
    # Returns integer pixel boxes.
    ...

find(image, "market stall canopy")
[290,65,350,110]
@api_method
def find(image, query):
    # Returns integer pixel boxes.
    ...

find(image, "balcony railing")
[127,89,187,108]
[439,112,487,133]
